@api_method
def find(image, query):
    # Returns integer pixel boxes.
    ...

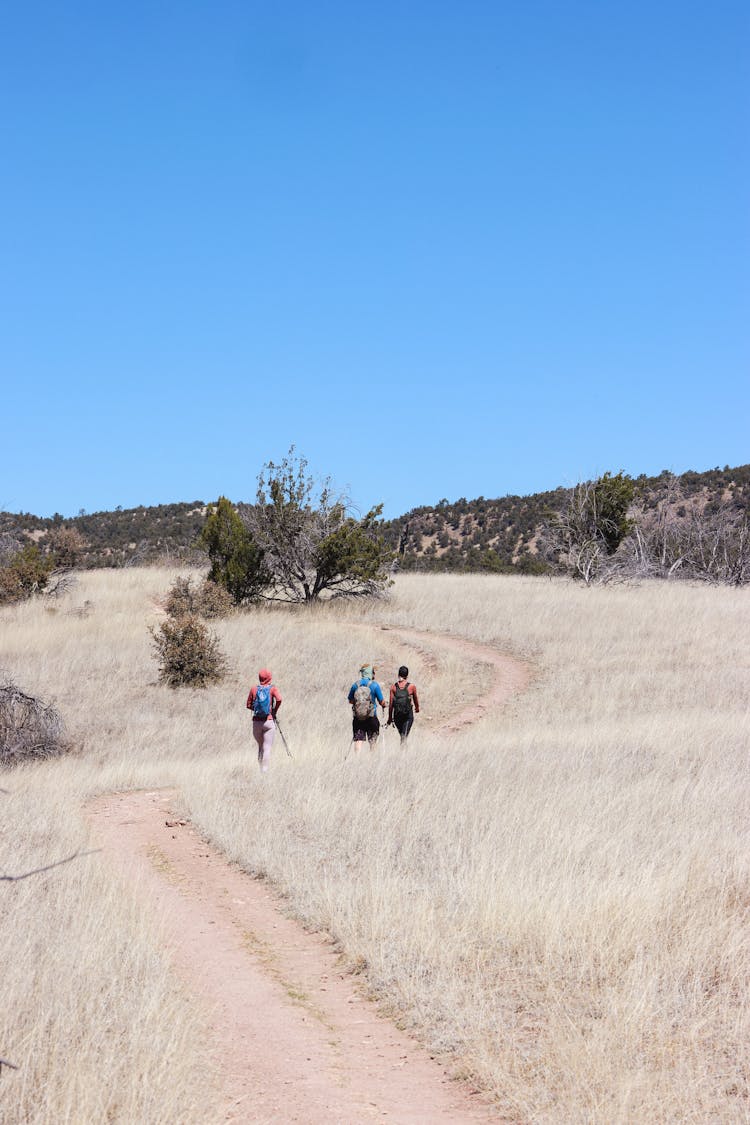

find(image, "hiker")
[387,665,420,743]
[347,663,386,749]
[246,668,282,773]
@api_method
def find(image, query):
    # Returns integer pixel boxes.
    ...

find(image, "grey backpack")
[352,682,372,720]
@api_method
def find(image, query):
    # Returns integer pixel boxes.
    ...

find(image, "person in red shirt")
[387,665,420,743]
[246,668,282,773]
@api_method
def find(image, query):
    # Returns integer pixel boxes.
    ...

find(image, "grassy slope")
[1,569,748,1122]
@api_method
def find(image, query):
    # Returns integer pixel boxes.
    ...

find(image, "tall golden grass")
[1,568,748,1122]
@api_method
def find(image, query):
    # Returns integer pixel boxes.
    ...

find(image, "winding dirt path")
[88,628,531,1124]
[372,625,532,733]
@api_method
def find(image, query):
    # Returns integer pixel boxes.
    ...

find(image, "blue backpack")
[253,684,273,719]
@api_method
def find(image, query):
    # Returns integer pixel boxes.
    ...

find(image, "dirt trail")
[372,625,532,732]
[88,628,531,1124]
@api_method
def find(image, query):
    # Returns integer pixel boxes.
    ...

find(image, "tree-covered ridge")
[384,464,750,573]
[0,502,208,568]
[384,486,568,573]
[1,464,748,573]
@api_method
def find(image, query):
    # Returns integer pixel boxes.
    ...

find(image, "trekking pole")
[344,738,356,761]
[275,718,293,759]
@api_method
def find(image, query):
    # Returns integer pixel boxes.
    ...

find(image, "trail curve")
[88,626,531,1123]
[372,624,532,732]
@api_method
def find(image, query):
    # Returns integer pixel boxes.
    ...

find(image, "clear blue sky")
[2,1,747,519]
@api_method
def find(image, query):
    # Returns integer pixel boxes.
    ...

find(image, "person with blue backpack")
[347,663,386,750]
[246,668,283,773]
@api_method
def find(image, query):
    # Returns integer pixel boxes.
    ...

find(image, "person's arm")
[246,688,255,711]
[347,683,356,704]
[410,684,420,713]
[387,683,395,723]
[374,683,385,712]
[271,686,282,717]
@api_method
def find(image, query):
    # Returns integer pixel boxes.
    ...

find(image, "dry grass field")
[1,568,748,1122]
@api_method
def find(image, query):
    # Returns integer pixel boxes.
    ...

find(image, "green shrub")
[150,614,227,688]
[0,544,55,605]
[198,497,269,605]
[515,553,551,575]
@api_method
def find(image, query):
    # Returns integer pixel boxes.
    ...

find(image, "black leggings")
[393,714,413,740]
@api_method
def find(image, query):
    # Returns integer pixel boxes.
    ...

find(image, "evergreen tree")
[198,497,268,604]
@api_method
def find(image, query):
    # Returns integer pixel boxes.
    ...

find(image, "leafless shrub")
[624,518,749,586]
[0,533,22,567]
[0,679,69,768]
[545,472,750,588]
[149,614,227,688]
[43,571,78,600]
[124,543,150,567]
[675,505,749,585]
[624,476,750,586]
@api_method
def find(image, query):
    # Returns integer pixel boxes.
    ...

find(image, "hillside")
[0,502,208,569]
[388,463,750,573]
[1,464,748,573]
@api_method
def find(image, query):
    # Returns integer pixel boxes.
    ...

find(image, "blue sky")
[2,0,747,519]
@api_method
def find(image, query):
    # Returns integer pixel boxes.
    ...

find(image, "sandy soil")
[88,628,530,1123]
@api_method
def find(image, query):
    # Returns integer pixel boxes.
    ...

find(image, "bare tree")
[543,473,634,585]
[626,474,750,586]
[239,448,394,603]
[680,504,750,585]
[627,472,686,577]
[0,533,22,567]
